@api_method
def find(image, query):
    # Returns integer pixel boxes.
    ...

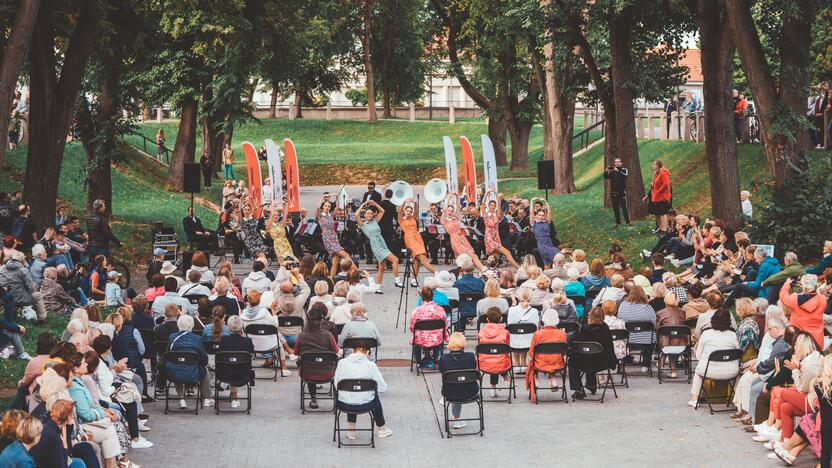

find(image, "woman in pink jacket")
[409,287,448,369]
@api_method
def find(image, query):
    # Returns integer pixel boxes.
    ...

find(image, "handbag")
[86,418,113,429]
[114,381,140,404]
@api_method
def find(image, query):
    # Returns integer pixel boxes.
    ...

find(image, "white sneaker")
[346,431,357,440]
[231,400,240,409]
[642,249,652,258]
[16,352,32,360]
[287,353,299,361]
[670,258,682,268]
[395,278,404,288]
[490,389,497,398]
[21,306,36,321]
[378,427,393,438]
[131,437,153,449]
[281,369,292,377]
[138,420,151,432]
[179,399,187,409]
[641,366,649,373]
[410,279,418,287]
[753,422,772,433]
[686,400,698,408]
[452,421,467,429]
[203,398,214,407]
[752,430,780,442]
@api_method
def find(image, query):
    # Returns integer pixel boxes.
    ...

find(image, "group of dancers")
[217,181,563,287]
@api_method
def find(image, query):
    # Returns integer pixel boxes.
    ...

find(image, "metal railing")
[573,119,605,152]
[126,129,171,165]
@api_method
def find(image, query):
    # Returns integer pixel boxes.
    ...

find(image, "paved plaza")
[130,186,809,467]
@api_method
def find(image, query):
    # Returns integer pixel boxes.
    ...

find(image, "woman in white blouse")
[507,288,540,372]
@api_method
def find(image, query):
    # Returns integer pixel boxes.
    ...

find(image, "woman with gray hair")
[218,315,254,409]
[39,266,78,316]
[338,303,382,349]
[166,315,213,409]
[780,275,827,348]
[331,290,361,325]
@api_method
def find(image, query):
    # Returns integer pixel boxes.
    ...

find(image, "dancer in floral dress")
[317,194,351,277]
[482,189,519,268]
[441,192,484,271]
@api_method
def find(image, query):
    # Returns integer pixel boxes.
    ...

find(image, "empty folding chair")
[214,351,253,414]
[568,341,618,404]
[694,348,742,414]
[475,343,515,403]
[608,328,630,387]
[656,325,692,384]
[299,352,339,414]
[441,370,484,437]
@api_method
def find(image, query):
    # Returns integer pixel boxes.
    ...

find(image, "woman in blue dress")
[530,198,560,268]
[357,199,402,289]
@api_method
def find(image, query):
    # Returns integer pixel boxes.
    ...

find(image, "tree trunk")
[361,0,378,123]
[0,0,40,168]
[84,56,120,216]
[380,13,394,119]
[507,119,532,172]
[165,99,197,189]
[540,42,576,194]
[725,0,813,187]
[247,77,258,103]
[488,117,508,165]
[268,84,277,119]
[608,15,646,220]
[25,0,101,229]
[141,102,152,121]
[293,89,303,119]
[697,0,742,229]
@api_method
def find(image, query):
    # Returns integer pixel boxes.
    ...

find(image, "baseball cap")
[153,247,168,257]
[107,271,122,279]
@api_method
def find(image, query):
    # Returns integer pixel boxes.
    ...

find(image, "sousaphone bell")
[423,178,447,204]
[387,180,414,206]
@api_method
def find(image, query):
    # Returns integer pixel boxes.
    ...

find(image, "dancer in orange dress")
[441,192,485,271]
[398,198,436,287]
[483,189,519,268]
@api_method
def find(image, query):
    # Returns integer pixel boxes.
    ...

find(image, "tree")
[371,0,428,118]
[725,0,820,187]
[687,0,742,229]
[359,0,378,122]
[0,0,40,168]
[24,0,101,228]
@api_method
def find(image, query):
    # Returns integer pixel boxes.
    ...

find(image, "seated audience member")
[40,267,78,315]
[185,251,214,285]
[438,332,478,429]
[202,305,230,341]
[544,253,568,280]
[662,272,688,304]
[30,398,89,468]
[419,276,449,307]
[564,268,587,317]
[682,282,708,320]
[0,409,26,453]
[569,307,616,400]
[218,316,255,408]
[166,315,213,409]
[272,273,311,344]
[617,285,657,372]
[295,305,341,409]
[604,252,633,280]
[687,308,741,407]
[331,289,361,326]
[506,288,539,372]
[549,291,577,325]
[19,333,57,403]
[242,261,271,296]
[655,292,685,378]
[334,339,392,439]
[734,298,760,362]
[477,307,511,397]
[339,303,382,350]
[780,275,827,348]
[130,294,155,330]
[210,276,241,317]
[526,309,567,400]
[476,278,509,318]
[453,255,485,332]
[178,270,211,297]
[567,249,589,277]
[409,287,448,368]
[109,309,149,399]
[601,300,627,360]
[581,259,611,303]
[648,281,665,312]
[103,271,126,306]
[239,290,292,377]
[153,303,181,343]
[694,292,735,339]
[527,275,553,309]
[144,274,166,302]
[0,415,42,467]
[307,281,334,315]
[591,273,626,307]
[151,277,195,318]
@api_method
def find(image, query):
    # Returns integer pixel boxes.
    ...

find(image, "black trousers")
[610,191,630,225]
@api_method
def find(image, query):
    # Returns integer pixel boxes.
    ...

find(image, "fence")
[250,103,484,122]
[125,129,171,164]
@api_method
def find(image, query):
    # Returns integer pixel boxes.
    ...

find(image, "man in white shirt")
[151,277,196,318]
[334,340,392,439]
[740,190,753,218]
[178,270,211,297]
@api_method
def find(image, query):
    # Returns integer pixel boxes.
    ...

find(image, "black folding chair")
[335,323,345,335]
[569,341,618,404]
[556,322,580,341]
[244,324,280,381]
[183,294,209,306]
[459,293,484,337]
[214,351,253,414]
[152,341,169,399]
[299,352,338,414]
[138,328,156,384]
[624,321,656,377]
[410,319,447,374]
[656,325,692,384]
[695,348,742,414]
[341,338,379,362]
[475,343,515,403]
[441,369,484,437]
[163,351,203,414]
[333,379,379,448]
[505,323,537,375]
[528,342,568,404]
[608,328,630,387]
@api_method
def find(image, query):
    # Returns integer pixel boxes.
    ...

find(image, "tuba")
[423,178,448,204]
[386,180,414,206]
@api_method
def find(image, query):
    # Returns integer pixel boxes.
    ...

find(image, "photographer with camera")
[603,158,630,228]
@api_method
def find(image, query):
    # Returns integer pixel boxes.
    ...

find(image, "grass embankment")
[128,117,601,185]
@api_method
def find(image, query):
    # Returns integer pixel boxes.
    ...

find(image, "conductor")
[604,157,630,227]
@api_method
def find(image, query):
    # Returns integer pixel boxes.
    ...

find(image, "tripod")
[395,248,415,330]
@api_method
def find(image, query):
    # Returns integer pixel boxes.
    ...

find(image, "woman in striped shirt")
[617,285,657,373]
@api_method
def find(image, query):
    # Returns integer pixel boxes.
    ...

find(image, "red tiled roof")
[679,49,703,83]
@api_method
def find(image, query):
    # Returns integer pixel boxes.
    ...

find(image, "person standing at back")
[222,143,236,181]
[85,199,121,260]
[604,158,630,228]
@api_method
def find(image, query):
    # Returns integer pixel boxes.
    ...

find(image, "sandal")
[739,416,753,425]
[730,410,746,419]
[774,447,795,466]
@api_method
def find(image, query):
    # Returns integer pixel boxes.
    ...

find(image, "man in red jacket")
[733,89,748,143]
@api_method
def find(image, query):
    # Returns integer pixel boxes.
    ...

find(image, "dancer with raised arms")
[266,200,296,262]
[317,194,351,277]
[530,197,560,269]
[398,198,436,287]
[483,189,519,268]
[357,199,402,289]
[441,192,485,271]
